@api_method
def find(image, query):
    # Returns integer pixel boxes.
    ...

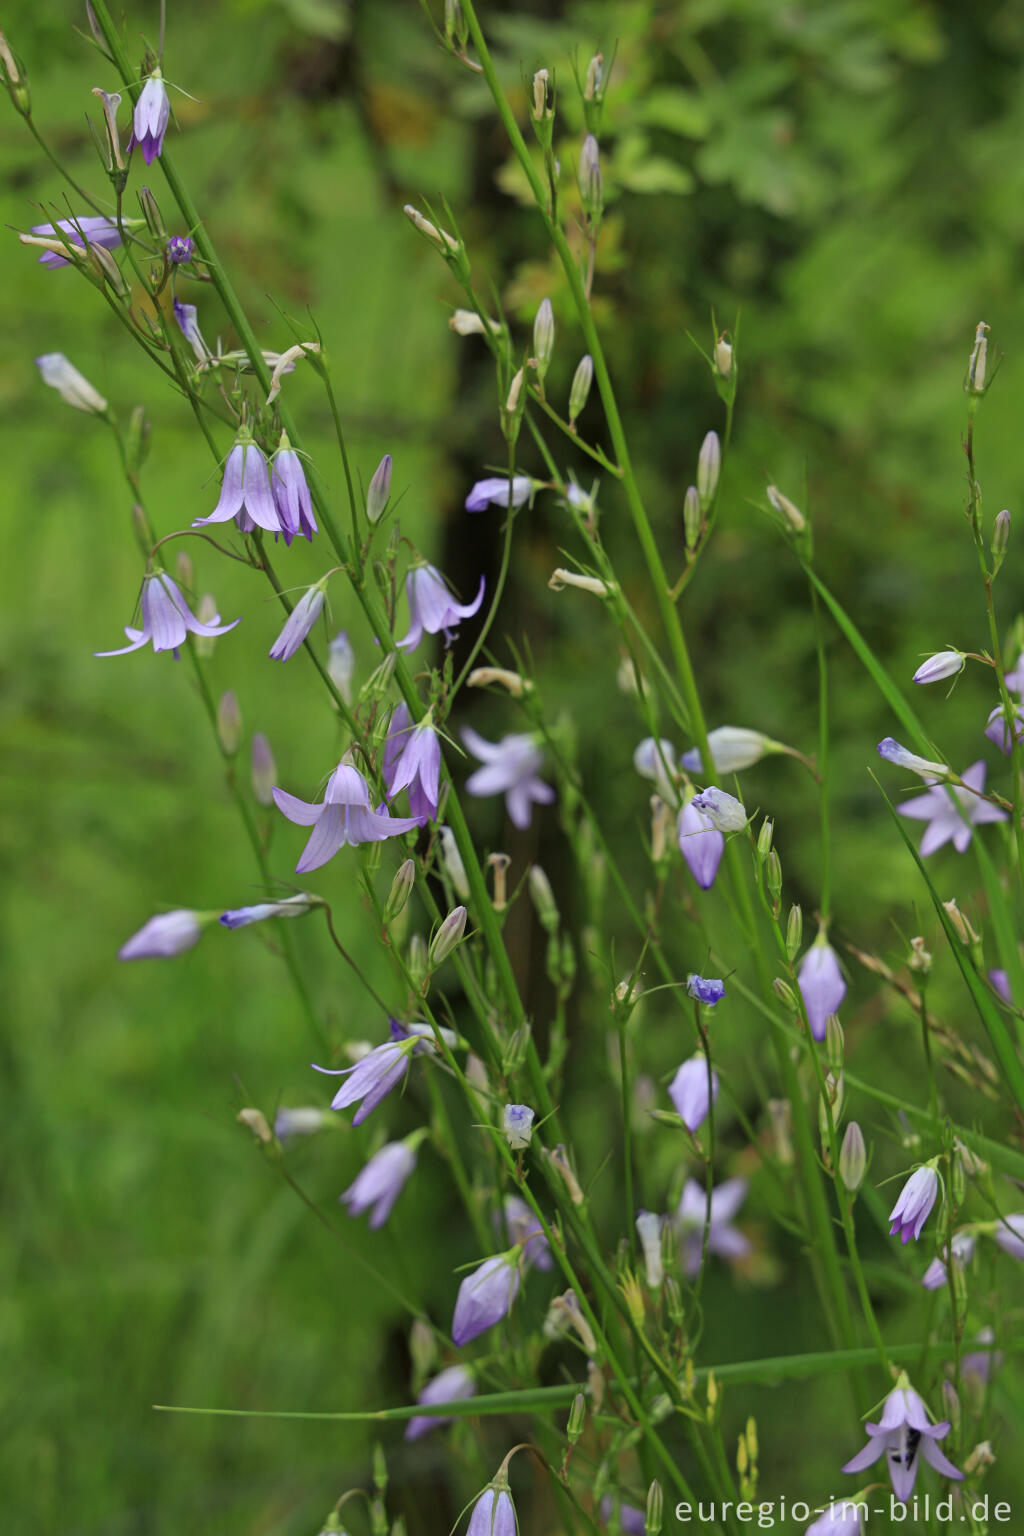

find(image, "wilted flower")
[686,974,725,1007]
[689,786,747,833]
[677,795,725,889]
[993,1213,1024,1260]
[888,1163,940,1244]
[680,727,775,774]
[30,215,122,268]
[118,908,203,960]
[798,936,847,1041]
[219,894,315,929]
[467,1482,517,1536]
[133,72,170,164]
[497,1193,552,1270]
[269,583,327,662]
[675,1177,750,1277]
[404,1364,476,1441]
[465,475,533,513]
[194,435,284,535]
[503,1103,535,1149]
[96,572,240,658]
[36,352,107,414]
[313,1037,413,1125]
[898,761,1006,855]
[273,761,421,873]
[669,1055,718,1132]
[921,1231,975,1290]
[383,704,441,825]
[271,438,318,543]
[396,563,485,651]
[341,1139,417,1228]
[462,727,555,829]
[912,651,965,685]
[451,1250,521,1345]
[841,1376,962,1501]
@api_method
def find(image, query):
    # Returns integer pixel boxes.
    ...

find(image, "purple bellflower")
[984,702,1024,754]
[990,968,1012,1004]
[465,475,533,513]
[383,704,441,825]
[841,1376,962,1502]
[404,1364,476,1441]
[805,1503,865,1536]
[462,727,555,830]
[31,215,122,268]
[921,1231,974,1290]
[273,762,421,874]
[994,1213,1024,1260]
[676,1177,750,1277]
[669,1055,718,1132]
[397,563,485,652]
[689,785,747,833]
[888,1163,940,1243]
[118,909,203,960]
[680,726,775,774]
[677,795,725,889]
[194,435,284,535]
[898,760,1006,855]
[877,737,951,777]
[173,299,209,362]
[313,1038,412,1125]
[166,235,194,264]
[269,583,327,662]
[686,974,725,1006]
[451,1250,521,1345]
[798,935,847,1041]
[497,1194,553,1271]
[96,572,239,659]
[219,894,315,928]
[341,1139,417,1228]
[912,651,964,685]
[467,1484,517,1536]
[271,437,318,543]
[133,73,170,164]
[599,1497,646,1535]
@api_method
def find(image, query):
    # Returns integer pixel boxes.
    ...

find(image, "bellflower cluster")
[462,727,555,829]
[194,433,287,535]
[273,761,421,873]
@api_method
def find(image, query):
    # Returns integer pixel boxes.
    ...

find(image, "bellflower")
[451,1250,521,1345]
[30,215,121,268]
[876,738,950,778]
[133,72,170,164]
[404,1364,476,1441]
[466,1484,517,1536]
[219,894,315,928]
[465,475,533,513]
[677,795,725,889]
[632,736,677,801]
[989,968,1012,1004]
[599,1498,646,1535]
[686,974,725,1007]
[36,353,107,415]
[271,437,318,543]
[96,572,239,658]
[269,583,327,662]
[173,299,209,362]
[166,234,194,264]
[912,651,965,685]
[273,761,421,873]
[313,1038,412,1125]
[921,1231,975,1290]
[676,1177,750,1277]
[806,1503,865,1535]
[502,1104,534,1150]
[798,935,847,1041]
[669,1055,718,1132]
[898,761,1006,855]
[689,786,747,833]
[841,1376,962,1502]
[383,704,441,825]
[498,1194,552,1271]
[462,727,555,829]
[994,1213,1024,1260]
[680,727,775,774]
[888,1163,940,1244]
[397,563,486,652]
[984,702,1024,754]
[118,909,203,960]
[341,1139,417,1228]
[194,435,284,535]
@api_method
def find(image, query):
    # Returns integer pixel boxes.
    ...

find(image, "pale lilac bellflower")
[194,433,284,535]
[676,1177,750,1277]
[397,563,485,652]
[133,72,170,164]
[269,582,327,662]
[173,299,209,362]
[462,727,555,830]
[669,1055,718,1132]
[798,935,847,1041]
[219,894,315,928]
[451,1250,521,1345]
[888,1164,940,1243]
[313,1037,412,1125]
[383,704,441,825]
[96,572,239,659]
[404,1364,476,1441]
[166,235,194,264]
[118,909,203,960]
[677,794,725,889]
[30,215,121,268]
[271,435,318,543]
[341,1139,417,1228]
[898,761,1006,855]
[465,475,533,513]
[841,1376,962,1502]
[273,761,420,873]
[466,1483,517,1536]
[497,1193,552,1271]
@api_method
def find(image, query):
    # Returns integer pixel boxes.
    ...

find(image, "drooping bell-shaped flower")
[912,651,965,685]
[677,794,724,889]
[133,72,170,164]
[96,571,240,659]
[451,1250,521,1345]
[397,563,486,651]
[888,1163,940,1244]
[841,1375,962,1502]
[798,933,847,1041]
[269,582,328,662]
[404,1364,476,1441]
[118,909,204,960]
[30,215,122,268]
[273,760,421,873]
[465,475,533,513]
[173,299,209,362]
[466,1482,517,1536]
[383,704,442,825]
[341,1138,418,1228]
[271,435,318,543]
[668,1055,718,1132]
[313,1037,414,1125]
[194,433,284,535]
[633,736,677,801]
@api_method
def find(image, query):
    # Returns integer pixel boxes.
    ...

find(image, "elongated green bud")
[645,1479,663,1536]
[567,1392,586,1443]
[839,1121,866,1191]
[765,850,782,905]
[366,454,392,523]
[0,31,30,116]
[696,431,720,508]
[429,905,466,966]
[766,484,806,533]
[408,933,428,989]
[683,484,701,549]
[529,864,559,931]
[217,690,242,756]
[772,977,799,1012]
[757,817,774,860]
[825,1012,845,1072]
[384,859,415,923]
[993,508,1010,569]
[533,297,555,382]
[785,903,802,963]
[250,732,276,806]
[569,353,594,425]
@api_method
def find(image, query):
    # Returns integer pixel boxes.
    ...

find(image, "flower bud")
[993,508,1010,566]
[645,1479,663,1536]
[569,353,594,425]
[327,631,355,703]
[876,737,951,778]
[137,184,166,241]
[0,31,29,116]
[444,0,468,48]
[825,1012,845,1073]
[966,321,989,394]
[912,650,965,685]
[533,297,555,382]
[528,864,559,932]
[696,431,720,507]
[567,1391,586,1443]
[757,817,774,859]
[766,484,805,533]
[429,904,467,966]
[819,1072,844,1142]
[579,135,602,217]
[635,1210,664,1289]
[531,67,552,120]
[503,1103,535,1150]
[714,334,733,379]
[943,898,979,947]
[408,933,428,989]
[839,1121,866,1192]
[785,903,802,963]
[908,935,931,972]
[35,353,107,415]
[250,732,276,806]
[403,205,458,253]
[768,1098,793,1164]
[765,850,782,904]
[683,484,702,549]
[366,453,392,523]
[217,690,242,756]
[584,52,604,101]
[439,825,469,900]
[772,977,799,1012]
[450,308,497,336]
[409,1318,437,1381]
[549,567,611,598]
[91,87,124,171]
[385,858,415,923]
[941,1381,961,1437]
[237,1107,272,1143]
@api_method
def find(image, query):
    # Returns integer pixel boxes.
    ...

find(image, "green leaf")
[637,87,710,140]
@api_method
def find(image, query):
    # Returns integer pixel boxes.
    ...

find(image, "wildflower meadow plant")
[15,4,1023,1531]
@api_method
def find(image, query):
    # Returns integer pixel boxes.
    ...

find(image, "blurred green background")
[4,0,1024,1531]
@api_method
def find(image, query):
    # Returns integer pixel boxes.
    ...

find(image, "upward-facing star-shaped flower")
[273,761,421,873]
[462,727,555,829]
[898,760,1006,855]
